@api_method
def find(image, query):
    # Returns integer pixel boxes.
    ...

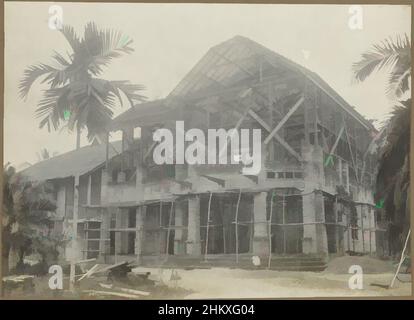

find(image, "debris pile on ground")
[2,275,35,295]
[74,261,188,299]
[324,256,395,274]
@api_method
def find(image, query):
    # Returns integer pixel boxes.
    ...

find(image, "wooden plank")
[75,258,97,264]
[77,264,100,282]
[83,290,142,299]
[95,261,128,274]
[117,287,150,296]
[264,96,304,144]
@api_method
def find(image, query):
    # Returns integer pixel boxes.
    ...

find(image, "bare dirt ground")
[3,256,411,299]
[137,267,411,298]
[136,255,411,298]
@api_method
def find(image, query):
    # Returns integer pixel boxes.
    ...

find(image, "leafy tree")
[19,22,145,149]
[2,165,58,275]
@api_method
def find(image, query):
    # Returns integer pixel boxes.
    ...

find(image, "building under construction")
[23,36,386,270]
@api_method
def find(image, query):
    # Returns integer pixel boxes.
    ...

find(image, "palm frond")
[387,66,411,99]
[35,86,71,131]
[59,24,81,52]
[20,55,72,100]
[83,22,134,76]
[19,63,57,100]
[352,34,411,84]
[108,80,146,105]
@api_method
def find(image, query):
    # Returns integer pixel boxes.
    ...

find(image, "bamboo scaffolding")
[165,201,174,260]
[282,194,286,254]
[235,189,242,264]
[267,191,274,269]
[100,189,381,261]
[204,192,213,261]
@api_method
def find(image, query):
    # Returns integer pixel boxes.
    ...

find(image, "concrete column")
[121,209,129,254]
[101,169,110,206]
[115,209,123,255]
[99,209,111,261]
[354,205,364,253]
[122,126,134,152]
[174,201,186,255]
[186,196,201,256]
[86,174,91,205]
[252,192,269,256]
[135,206,146,263]
[302,192,328,254]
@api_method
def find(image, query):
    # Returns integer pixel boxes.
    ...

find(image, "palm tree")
[2,165,57,275]
[353,34,411,99]
[353,34,411,255]
[19,22,145,149]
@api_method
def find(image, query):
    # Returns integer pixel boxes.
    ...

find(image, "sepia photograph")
[2,2,412,301]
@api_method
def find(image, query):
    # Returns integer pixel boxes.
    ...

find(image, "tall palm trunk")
[76,125,81,150]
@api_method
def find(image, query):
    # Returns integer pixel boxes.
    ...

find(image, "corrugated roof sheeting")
[20,141,122,181]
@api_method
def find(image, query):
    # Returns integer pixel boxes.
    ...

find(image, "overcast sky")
[4,3,411,168]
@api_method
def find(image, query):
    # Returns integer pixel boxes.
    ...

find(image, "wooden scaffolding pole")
[390,229,411,288]
[165,201,174,260]
[282,194,286,254]
[235,189,242,264]
[204,192,213,261]
[267,191,275,269]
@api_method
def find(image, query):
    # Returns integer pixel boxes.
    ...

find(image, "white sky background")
[4,3,411,168]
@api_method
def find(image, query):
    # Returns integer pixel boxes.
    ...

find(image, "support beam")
[329,126,345,155]
[264,96,304,144]
[201,175,225,187]
[217,101,251,160]
[360,127,384,182]
[263,55,372,130]
[248,109,303,161]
